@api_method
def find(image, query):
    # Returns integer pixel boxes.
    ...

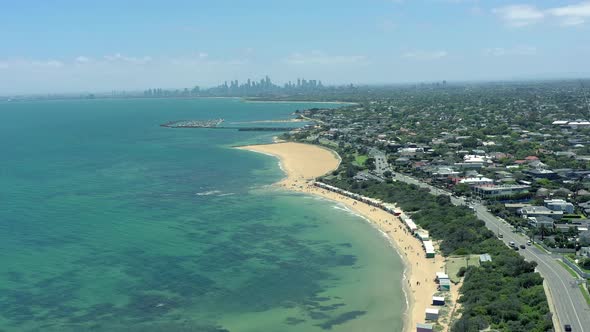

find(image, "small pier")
[160,119,224,128]
[160,119,298,132]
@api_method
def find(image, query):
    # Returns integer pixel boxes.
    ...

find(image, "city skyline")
[1,0,590,94]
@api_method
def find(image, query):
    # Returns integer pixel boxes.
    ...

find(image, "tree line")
[320,164,553,332]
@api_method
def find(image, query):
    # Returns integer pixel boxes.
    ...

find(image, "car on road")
[498,234,503,239]
[520,244,526,249]
[526,240,531,246]
[564,324,572,331]
[513,246,519,250]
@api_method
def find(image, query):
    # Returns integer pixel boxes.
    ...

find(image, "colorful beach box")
[417,322,434,332]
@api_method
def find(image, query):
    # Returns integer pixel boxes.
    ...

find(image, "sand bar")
[237,142,457,332]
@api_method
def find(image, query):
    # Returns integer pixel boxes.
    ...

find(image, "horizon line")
[2,76,590,97]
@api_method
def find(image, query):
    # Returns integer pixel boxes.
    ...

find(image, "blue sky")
[1,0,589,94]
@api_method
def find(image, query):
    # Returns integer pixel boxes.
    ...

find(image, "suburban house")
[527,216,555,228]
[518,206,564,220]
[472,184,531,198]
[525,169,559,180]
[544,199,575,214]
[459,176,494,187]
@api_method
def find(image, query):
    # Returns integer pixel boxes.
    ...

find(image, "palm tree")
[540,224,547,241]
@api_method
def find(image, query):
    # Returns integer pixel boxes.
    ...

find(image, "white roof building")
[459,176,494,186]
[463,155,487,163]
[424,240,436,258]
[552,120,569,125]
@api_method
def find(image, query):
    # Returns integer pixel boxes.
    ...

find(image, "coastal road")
[473,205,590,332]
[369,149,392,176]
[392,171,590,332]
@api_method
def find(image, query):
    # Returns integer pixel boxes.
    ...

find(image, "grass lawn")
[580,284,590,306]
[564,255,590,273]
[446,255,481,283]
[318,138,339,147]
[533,243,550,254]
[353,154,368,167]
[557,260,579,278]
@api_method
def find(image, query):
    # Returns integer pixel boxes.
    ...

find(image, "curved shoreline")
[236,142,445,332]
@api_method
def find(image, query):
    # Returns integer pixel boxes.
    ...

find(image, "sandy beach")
[242,99,357,105]
[237,142,459,332]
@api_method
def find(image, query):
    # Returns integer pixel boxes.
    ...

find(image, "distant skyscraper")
[265,75,271,87]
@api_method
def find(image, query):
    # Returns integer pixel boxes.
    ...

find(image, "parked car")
[520,244,526,249]
[564,324,572,331]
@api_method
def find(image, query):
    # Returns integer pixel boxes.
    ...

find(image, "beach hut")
[405,218,418,233]
[416,230,430,241]
[417,323,434,332]
[432,296,445,306]
[383,203,398,214]
[435,272,449,282]
[439,279,451,291]
[425,308,440,321]
[423,240,435,258]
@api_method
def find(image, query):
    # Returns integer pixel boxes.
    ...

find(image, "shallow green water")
[0,98,404,331]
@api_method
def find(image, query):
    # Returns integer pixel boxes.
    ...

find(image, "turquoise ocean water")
[0,98,404,332]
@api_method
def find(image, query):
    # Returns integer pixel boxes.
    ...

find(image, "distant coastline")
[1,95,358,107]
[242,99,358,105]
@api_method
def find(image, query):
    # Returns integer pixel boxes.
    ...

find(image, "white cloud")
[492,4,545,27]
[31,60,64,68]
[0,59,64,70]
[103,53,152,64]
[494,2,590,27]
[402,50,448,60]
[169,53,248,67]
[484,46,537,56]
[548,1,590,17]
[75,56,91,63]
[547,1,590,26]
[283,51,368,65]
[560,16,586,25]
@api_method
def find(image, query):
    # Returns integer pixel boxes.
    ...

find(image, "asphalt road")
[369,149,392,176]
[392,171,590,332]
